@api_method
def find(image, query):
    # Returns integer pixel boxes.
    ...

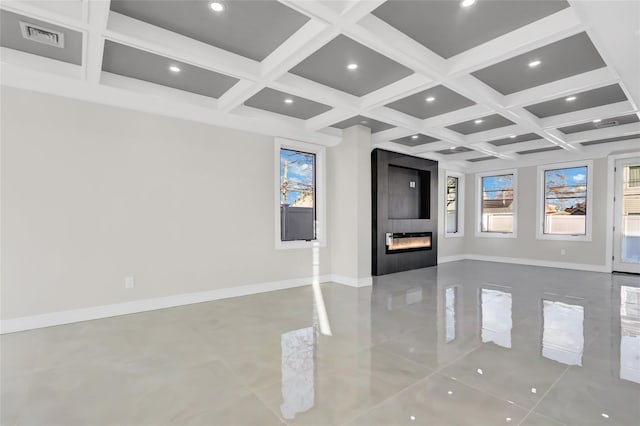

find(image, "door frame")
[608,153,640,273]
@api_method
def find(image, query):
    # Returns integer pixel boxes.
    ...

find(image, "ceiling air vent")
[19,21,65,48]
[595,120,618,129]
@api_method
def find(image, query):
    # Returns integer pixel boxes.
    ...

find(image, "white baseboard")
[330,274,373,287]
[438,255,467,264]
[1,255,609,334]
[0,274,332,334]
[462,254,610,273]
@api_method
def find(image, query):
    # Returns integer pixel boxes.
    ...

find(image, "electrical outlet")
[125,276,135,289]
[560,249,566,256]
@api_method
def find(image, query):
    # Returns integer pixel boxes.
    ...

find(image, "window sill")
[275,240,326,250]
[445,233,465,239]
[474,232,517,239]
[536,234,592,242]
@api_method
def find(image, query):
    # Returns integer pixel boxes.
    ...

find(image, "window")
[275,138,325,249]
[445,171,464,237]
[280,149,316,241]
[628,166,640,188]
[537,161,592,241]
[476,170,517,237]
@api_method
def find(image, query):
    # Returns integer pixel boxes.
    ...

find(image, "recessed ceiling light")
[450,146,457,150]
[284,98,293,104]
[601,413,609,419]
[347,63,358,70]
[474,119,484,124]
[593,119,602,123]
[565,96,577,102]
[360,120,368,124]
[528,60,542,68]
[425,96,436,102]
[210,2,224,12]
[461,0,477,7]
[510,135,517,138]
[412,135,419,139]
[169,65,180,73]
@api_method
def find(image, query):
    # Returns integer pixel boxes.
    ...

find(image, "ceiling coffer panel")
[289,35,414,97]
[109,0,309,62]
[558,114,639,134]
[446,114,515,135]
[244,88,332,120]
[385,85,475,120]
[472,32,606,95]
[524,84,628,118]
[372,0,569,59]
[102,41,239,99]
[392,134,440,147]
[0,9,83,65]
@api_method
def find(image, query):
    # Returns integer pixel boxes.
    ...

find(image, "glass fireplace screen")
[385,232,432,254]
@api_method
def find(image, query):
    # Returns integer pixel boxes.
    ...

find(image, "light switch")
[409,181,416,188]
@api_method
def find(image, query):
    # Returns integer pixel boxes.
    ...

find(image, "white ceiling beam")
[503,68,619,109]
[413,141,457,153]
[216,80,264,113]
[305,107,358,131]
[538,101,636,129]
[84,0,110,84]
[447,8,585,77]
[347,14,448,79]
[0,46,83,80]
[261,21,336,81]
[359,74,436,110]
[365,106,428,132]
[422,104,494,130]
[463,125,523,145]
[1,61,339,146]
[490,139,555,155]
[273,73,358,110]
[568,0,640,110]
[467,142,519,160]
[101,72,219,109]
[371,127,415,144]
[105,12,260,81]
[563,122,640,144]
[218,20,339,113]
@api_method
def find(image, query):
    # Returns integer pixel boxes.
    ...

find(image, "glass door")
[614,158,640,273]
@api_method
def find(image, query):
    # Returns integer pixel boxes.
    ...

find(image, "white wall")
[327,125,372,282]
[438,158,609,268]
[1,88,331,320]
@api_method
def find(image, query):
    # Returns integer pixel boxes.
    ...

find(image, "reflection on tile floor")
[2,260,640,425]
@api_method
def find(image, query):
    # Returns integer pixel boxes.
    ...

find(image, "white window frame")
[475,169,518,238]
[536,160,593,242]
[445,171,465,238]
[274,137,326,250]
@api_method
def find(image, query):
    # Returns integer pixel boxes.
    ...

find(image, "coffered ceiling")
[1,0,638,171]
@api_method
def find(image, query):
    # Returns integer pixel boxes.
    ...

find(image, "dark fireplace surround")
[372,149,438,276]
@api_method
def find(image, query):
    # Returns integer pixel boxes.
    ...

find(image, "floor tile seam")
[214,358,292,425]
[517,365,570,426]
[337,370,440,426]
[248,382,291,426]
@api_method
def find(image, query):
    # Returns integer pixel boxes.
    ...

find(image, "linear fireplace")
[372,149,438,276]
[385,232,432,254]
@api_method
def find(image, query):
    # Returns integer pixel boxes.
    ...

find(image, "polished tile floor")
[2,260,640,425]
